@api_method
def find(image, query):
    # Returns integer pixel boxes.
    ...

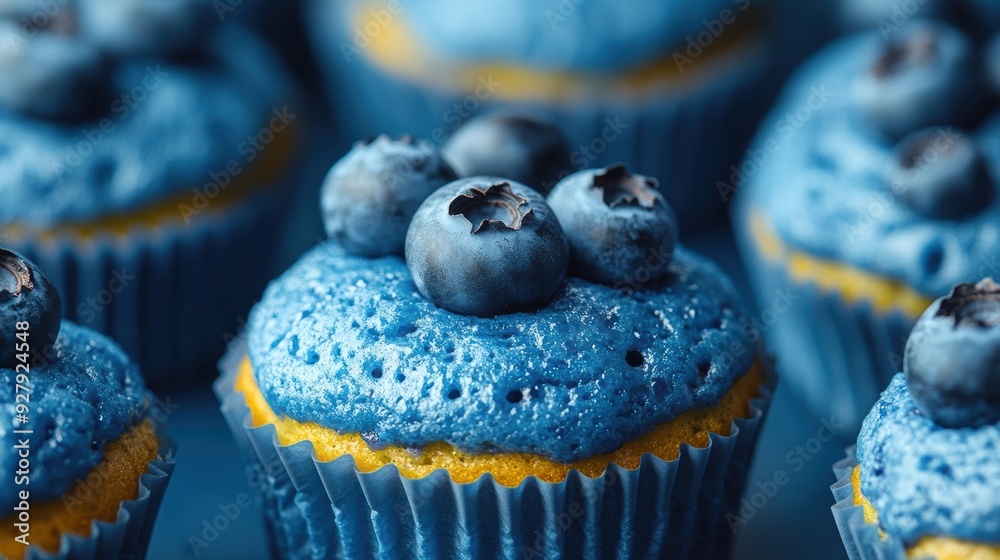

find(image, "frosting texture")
[857,374,1000,545]
[0,322,153,511]
[743,30,1000,297]
[0,26,290,226]
[247,242,756,463]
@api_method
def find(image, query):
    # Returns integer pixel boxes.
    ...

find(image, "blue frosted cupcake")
[305,0,831,226]
[0,248,175,560]
[832,280,1000,559]
[0,3,300,386]
[733,19,1000,434]
[216,136,774,559]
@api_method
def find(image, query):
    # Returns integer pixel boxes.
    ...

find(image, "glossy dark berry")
[0,249,62,369]
[905,279,1000,428]
[886,127,994,219]
[322,135,457,257]
[0,15,106,120]
[405,177,569,317]
[854,21,982,140]
[443,112,572,193]
[76,0,214,57]
[547,164,678,288]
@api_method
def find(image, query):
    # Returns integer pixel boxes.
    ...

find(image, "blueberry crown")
[448,182,534,234]
[937,278,1000,328]
[0,249,33,298]
[593,164,661,209]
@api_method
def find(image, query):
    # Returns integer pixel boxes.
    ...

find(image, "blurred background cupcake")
[216,136,775,558]
[0,0,302,387]
[0,248,175,559]
[832,280,1000,559]
[733,19,1000,434]
[304,0,833,226]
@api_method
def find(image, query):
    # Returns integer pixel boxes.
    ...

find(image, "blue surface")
[144,226,847,560]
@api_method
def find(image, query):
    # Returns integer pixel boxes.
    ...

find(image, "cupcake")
[0,1,300,386]
[305,0,831,226]
[0,248,175,560]
[732,19,1000,434]
[216,133,775,558]
[832,280,1000,559]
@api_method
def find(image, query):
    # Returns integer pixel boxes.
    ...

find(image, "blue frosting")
[247,242,756,463]
[741,29,1000,297]
[396,0,745,71]
[0,322,153,512]
[0,26,290,226]
[857,374,1000,545]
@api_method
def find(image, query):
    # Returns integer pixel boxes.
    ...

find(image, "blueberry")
[405,177,569,317]
[322,135,457,257]
[0,15,107,120]
[885,127,994,219]
[547,164,678,288]
[76,0,214,57]
[854,21,982,140]
[905,279,1000,428]
[443,112,572,194]
[0,249,62,369]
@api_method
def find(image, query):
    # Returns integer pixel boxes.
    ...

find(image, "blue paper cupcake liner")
[4,185,289,389]
[831,448,908,560]
[25,426,176,560]
[306,0,776,227]
[733,211,918,438]
[215,339,775,560]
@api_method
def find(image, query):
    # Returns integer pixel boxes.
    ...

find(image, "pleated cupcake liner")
[26,426,176,560]
[732,211,918,438]
[4,185,288,389]
[830,448,908,560]
[215,339,776,560]
[306,0,777,227]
